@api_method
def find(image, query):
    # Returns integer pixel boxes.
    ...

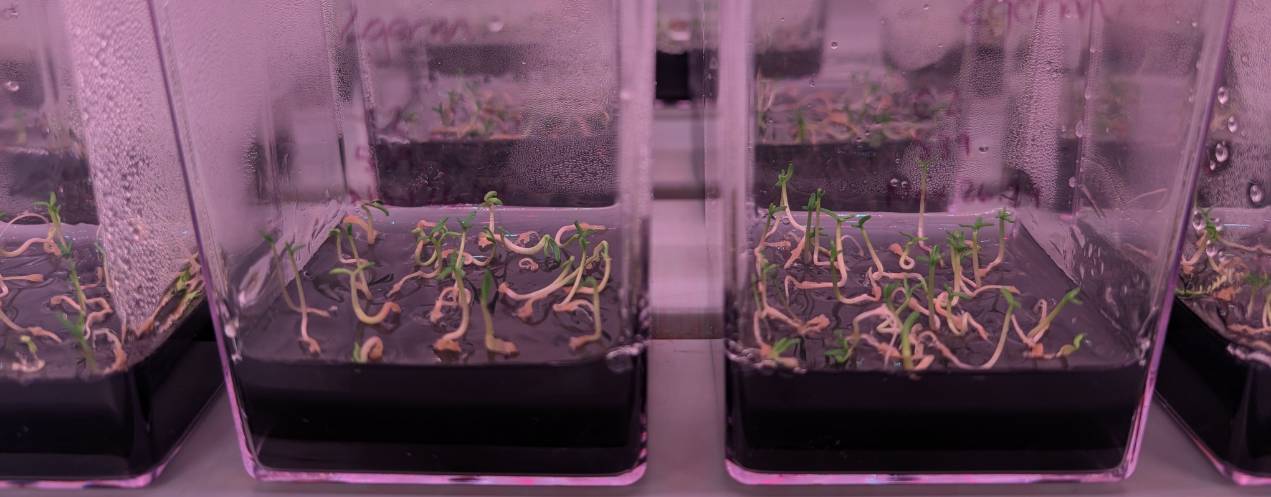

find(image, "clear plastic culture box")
[153,0,653,484]
[1158,0,1271,485]
[0,0,219,487]
[713,0,1233,484]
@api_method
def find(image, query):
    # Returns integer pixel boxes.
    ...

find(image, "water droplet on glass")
[1205,244,1220,258]
[808,79,816,88]
[830,41,839,49]
[1191,211,1205,232]
[2,80,18,92]
[486,18,504,33]
[889,178,901,188]
[1214,141,1229,163]
[1208,160,1218,172]
[1191,21,1198,28]
[978,145,989,153]
[923,3,930,10]
[0,6,16,19]
[779,17,785,22]
[1250,183,1265,205]
[1068,177,1077,188]
[1227,116,1238,133]
[900,180,910,189]
[1242,54,1250,64]
[1217,86,1229,105]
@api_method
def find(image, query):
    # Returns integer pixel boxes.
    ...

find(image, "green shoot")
[776,163,795,209]
[19,335,37,355]
[361,199,388,218]
[899,306,921,371]
[803,189,824,261]
[770,336,800,357]
[58,311,96,372]
[853,215,884,274]
[482,190,503,207]
[1027,287,1083,343]
[824,329,859,365]
[1056,333,1087,358]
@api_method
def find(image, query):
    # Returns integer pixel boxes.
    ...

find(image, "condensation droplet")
[1205,244,1220,258]
[3,80,18,92]
[923,3,930,10]
[900,180,910,190]
[1068,177,1077,188]
[486,18,505,33]
[0,6,16,19]
[830,41,839,49]
[1242,54,1250,64]
[1250,182,1265,205]
[1208,160,1218,172]
[978,145,989,153]
[1227,116,1238,133]
[1191,211,1205,232]
[1217,86,1229,105]
[889,178,901,188]
[1191,21,1198,28]
[808,79,816,88]
[1214,141,1229,163]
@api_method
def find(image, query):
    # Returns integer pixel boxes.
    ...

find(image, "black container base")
[0,304,221,483]
[726,359,1144,475]
[1158,300,1271,480]
[234,353,646,477]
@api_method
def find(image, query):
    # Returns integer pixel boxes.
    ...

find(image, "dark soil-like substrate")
[1158,299,1271,479]
[0,302,219,481]
[424,44,531,77]
[373,137,616,208]
[0,148,97,225]
[755,49,822,79]
[728,214,1147,475]
[229,206,645,477]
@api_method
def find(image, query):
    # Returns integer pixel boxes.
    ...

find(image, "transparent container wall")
[1158,0,1271,485]
[0,0,218,487]
[156,0,653,483]
[752,0,825,79]
[716,0,1232,483]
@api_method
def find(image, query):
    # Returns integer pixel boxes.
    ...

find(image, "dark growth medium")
[231,198,645,477]
[0,193,219,484]
[1159,208,1271,481]
[727,166,1145,476]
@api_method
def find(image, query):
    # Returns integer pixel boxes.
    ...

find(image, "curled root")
[359,336,384,362]
[99,329,127,373]
[518,258,540,271]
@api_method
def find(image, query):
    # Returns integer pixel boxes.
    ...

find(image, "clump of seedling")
[756,73,954,145]
[1,192,204,375]
[307,190,615,362]
[1177,208,1271,342]
[395,79,521,140]
[749,166,1089,372]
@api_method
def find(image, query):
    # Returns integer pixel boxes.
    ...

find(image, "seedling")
[750,167,1088,372]
[824,329,859,365]
[768,336,801,368]
[330,260,399,326]
[1027,287,1083,343]
[479,268,517,356]
[962,217,991,286]
[978,208,1014,279]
